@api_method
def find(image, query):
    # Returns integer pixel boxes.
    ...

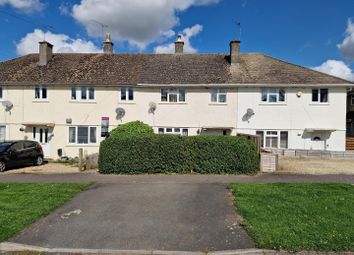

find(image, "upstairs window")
[121,87,134,101]
[261,88,285,103]
[161,88,185,102]
[34,86,47,100]
[0,87,3,100]
[312,88,328,103]
[71,86,95,101]
[351,95,354,105]
[211,88,227,103]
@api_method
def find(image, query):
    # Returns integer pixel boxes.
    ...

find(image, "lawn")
[229,183,354,252]
[0,183,91,242]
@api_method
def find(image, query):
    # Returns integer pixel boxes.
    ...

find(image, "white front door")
[311,134,326,150]
[33,126,52,158]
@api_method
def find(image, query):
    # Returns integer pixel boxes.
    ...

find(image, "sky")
[0,0,354,81]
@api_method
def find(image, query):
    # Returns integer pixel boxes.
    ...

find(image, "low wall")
[267,148,354,160]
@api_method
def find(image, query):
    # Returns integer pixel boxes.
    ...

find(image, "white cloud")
[59,2,71,16]
[154,24,203,53]
[71,0,219,49]
[337,18,354,60]
[312,60,354,81]
[16,29,101,55]
[0,0,44,13]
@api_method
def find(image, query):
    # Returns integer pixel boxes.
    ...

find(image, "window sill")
[67,144,99,147]
[69,100,97,104]
[118,101,136,105]
[309,103,329,105]
[259,103,287,106]
[32,99,49,103]
[209,103,228,106]
[159,102,187,105]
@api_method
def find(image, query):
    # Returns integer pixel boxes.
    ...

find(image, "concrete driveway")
[10,183,255,251]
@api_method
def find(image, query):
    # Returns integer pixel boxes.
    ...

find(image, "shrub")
[109,121,154,138]
[99,134,259,175]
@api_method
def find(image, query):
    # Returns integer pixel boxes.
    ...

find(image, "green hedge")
[109,121,154,138]
[99,135,259,174]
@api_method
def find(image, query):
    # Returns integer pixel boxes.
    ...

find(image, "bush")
[99,135,259,174]
[109,121,153,138]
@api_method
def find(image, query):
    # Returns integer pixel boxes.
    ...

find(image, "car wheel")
[0,161,6,172]
[35,156,43,166]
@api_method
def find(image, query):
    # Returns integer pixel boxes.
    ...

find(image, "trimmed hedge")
[99,135,259,174]
[109,121,153,138]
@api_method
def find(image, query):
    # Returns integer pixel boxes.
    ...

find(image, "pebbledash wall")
[0,83,347,158]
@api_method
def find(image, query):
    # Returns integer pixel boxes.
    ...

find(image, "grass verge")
[0,183,91,242]
[229,183,354,252]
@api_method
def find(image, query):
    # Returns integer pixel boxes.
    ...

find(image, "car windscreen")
[0,143,12,153]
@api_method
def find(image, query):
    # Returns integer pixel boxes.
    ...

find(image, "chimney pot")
[38,41,53,66]
[103,33,114,54]
[229,40,241,65]
[174,35,184,54]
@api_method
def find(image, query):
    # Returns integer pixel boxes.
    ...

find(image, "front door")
[311,134,326,150]
[32,126,52,158]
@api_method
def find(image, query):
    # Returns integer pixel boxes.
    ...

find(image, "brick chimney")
[103,33,114,54]
[229,40,241,65]
[174,35,184,54]
[38,41,53,66]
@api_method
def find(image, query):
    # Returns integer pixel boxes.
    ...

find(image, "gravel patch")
[3,163,84,174]
[278,157,354,175]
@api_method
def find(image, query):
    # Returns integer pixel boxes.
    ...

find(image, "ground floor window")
[256,130,288,149]
[0,126,5,142]
[158,127,188,136]
[69,126,97,144]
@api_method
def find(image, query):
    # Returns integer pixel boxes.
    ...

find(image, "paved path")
[0,172,354,184]
[9,183,254,251]
[2,172,354,251]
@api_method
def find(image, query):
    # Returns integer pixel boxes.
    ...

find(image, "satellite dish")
[242,108,255,122]
[115,107,126,120]
[2,101,13,111]
[246,108,254,116]
[148,102,157,114]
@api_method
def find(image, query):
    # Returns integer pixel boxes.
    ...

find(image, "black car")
[0,140,44,172]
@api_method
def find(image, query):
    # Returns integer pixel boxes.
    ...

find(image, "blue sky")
[0,0,354,80]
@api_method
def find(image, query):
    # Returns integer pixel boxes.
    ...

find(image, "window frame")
[210,88,227,103]
[260,88,286,104]
[351,95,354,106]
[158,127,188,136]
[34,85,48,101]
[311,88,329,104]
[161,88,186,103]
[0,125,6,142]
[0,87,3,100]
[68,126,98,144]
[120,87,134,102]
[257,130,288,149]
[71,86,96,101]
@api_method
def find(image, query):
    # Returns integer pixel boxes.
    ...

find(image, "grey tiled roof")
[0,53,351,85]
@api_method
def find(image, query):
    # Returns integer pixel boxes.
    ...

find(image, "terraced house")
[0,35,352,158]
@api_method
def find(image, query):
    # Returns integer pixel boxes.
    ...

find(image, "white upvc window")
[261,88,286,103]
[34,85,47,100]
[211,88,227,103]
[71,86,95,101]
[120,87,134,101]
[0,126,6,142]
[161,88,185,102]
[158,127,188,136]
[256,130,288,149]
[68,126,97,144]
[312,88,328,103]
